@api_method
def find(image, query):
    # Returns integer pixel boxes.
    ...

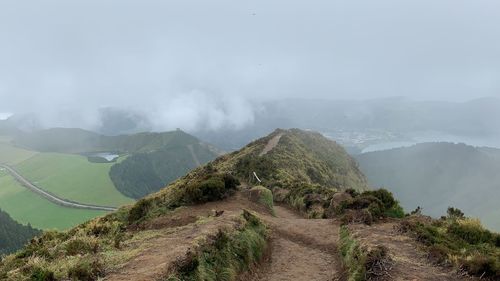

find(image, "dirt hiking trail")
[259,133,283,156]
[242,204,343,281]
[105,193,343,281]
[106,134,476,280]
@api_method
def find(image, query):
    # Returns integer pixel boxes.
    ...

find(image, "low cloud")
[1,0,500,130]
[148,91,255,131]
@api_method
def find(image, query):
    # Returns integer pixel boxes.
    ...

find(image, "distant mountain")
[356,142,500,230]
[12,128,220,199]
[0,208,40,255]
[194,97,500,150]
[13,128,208,154]
[109,139,218,199]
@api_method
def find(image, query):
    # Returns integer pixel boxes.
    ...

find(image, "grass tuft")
[166,211,268,281]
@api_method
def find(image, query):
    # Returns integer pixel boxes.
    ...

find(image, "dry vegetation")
[396,207,500,279]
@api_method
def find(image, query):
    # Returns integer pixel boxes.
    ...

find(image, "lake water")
[361,132,500,153]
[91,152,119,161]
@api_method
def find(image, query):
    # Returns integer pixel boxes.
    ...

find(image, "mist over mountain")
[5,97,500,152]
[357,142,500,231]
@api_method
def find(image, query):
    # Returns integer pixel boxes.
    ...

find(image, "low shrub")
[399,214,500,279]
[460,254,500,278]
[383,204,405,218]
[65,238,97,256]
[446,207,465,220]
[166,211,268,281]
[128,198,153,224]
[67,258,105,281]
[127,172,239,225]
[30,267,56,281]
[362,189,397,210]
[341,210,373,226]
[284,182,336,217]
[335,188,405,224]
[426,244,449,265]
[248,186,274,213]
[447,218,493,245]
[183,173,239,204]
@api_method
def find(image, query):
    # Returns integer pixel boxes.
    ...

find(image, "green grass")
[339,226,367,281]
[250,186,274,214]
[0,171,107,230]
[399,215,500,278]
[166,211,268,281]
[0,139,38,165]
[15,153,134,207]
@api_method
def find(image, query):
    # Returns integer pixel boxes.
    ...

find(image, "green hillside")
[0,208,40,255]
[13,128,207,154]
[217,128,368,189]
[356,142,500,231]
[138,128,369,219]
[110,143,217,199]
[1,129,498,280]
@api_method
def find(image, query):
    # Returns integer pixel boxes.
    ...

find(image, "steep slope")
[109,142,216,199]
[0,208,40,255]
[0,129,363,279]
[1,129,496,281]
[217,128,367,189]
[356,142,500,230]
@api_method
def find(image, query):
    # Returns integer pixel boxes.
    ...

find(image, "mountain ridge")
[0,129,498,280]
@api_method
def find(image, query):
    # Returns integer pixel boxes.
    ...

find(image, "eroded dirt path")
[259,133,283,156]
[105,193,343,281]
[243,205,342,281]
[349,222,476,281]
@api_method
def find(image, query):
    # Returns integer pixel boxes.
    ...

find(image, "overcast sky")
[1,0,499,129]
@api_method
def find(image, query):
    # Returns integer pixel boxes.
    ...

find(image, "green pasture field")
[15,153,134,207]
[0,138,38,165]
[0,170,107,230]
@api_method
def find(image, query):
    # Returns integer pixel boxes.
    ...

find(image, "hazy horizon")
[1,1,500,130]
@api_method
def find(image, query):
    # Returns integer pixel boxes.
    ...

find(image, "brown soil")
[105,190,470,281]
[105,192,343,281]
[259,133,283,156]
[244,205,343,281]
[349,222,478,281]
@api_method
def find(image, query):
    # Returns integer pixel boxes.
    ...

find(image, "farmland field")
[15,153,134,207]
[0,140,134,229]
[0,170,107,230]
[0,138,38,165]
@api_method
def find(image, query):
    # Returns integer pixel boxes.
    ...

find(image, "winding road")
[0,164,118,212]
